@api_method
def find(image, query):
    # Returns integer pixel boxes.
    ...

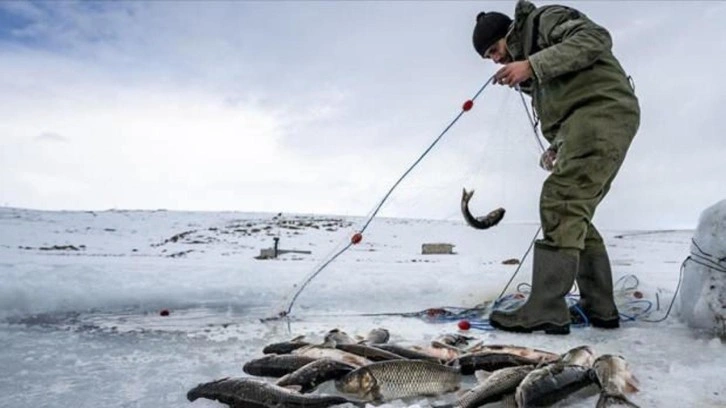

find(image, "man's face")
[483,38,511,65]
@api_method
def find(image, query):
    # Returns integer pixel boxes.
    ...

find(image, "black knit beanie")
[472,11,513,58]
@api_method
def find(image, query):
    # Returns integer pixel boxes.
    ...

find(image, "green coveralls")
[506,1,640,252]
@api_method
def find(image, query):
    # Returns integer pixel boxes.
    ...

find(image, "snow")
[679,199,726,336]
[0,206,724,408]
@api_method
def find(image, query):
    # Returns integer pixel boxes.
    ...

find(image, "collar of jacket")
[505,0,537,61]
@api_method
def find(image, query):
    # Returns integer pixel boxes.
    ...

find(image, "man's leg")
[576,223,620,328]
[490,106,638,334]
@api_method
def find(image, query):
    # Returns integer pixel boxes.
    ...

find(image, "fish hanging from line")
[461,188,506,230]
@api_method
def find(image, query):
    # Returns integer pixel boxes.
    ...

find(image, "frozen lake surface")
[0,207,724,408]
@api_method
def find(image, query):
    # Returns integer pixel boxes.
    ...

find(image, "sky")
[0,0,724,230]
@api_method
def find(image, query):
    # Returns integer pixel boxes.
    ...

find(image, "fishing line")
[277,81,547,323]
[271,75,497,320]
[487,85,546,306]
[638,237,724,323]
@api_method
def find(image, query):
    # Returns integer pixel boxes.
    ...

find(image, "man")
[472,0,640,334]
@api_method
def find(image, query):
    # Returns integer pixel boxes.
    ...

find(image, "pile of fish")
[187,328,640,408]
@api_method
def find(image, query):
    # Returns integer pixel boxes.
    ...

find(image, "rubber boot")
[572,247,620,328]
[489,243,578,335]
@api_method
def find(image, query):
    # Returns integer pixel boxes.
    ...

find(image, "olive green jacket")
[506,0,640,143]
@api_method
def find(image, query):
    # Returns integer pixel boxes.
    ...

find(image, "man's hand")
[495,61,533,87]
[539,147,557,172]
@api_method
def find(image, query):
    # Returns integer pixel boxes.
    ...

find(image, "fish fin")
[462,188,474,202]
[465,340,484,352]
[275,374,290,385]
[597,392,641,408]
[535,357,550,369]
[281,384,303,393]
[474,369,492,383]
[501,393,518,408]
[290,335,305,342]
[431,340,463,351]
[444,356,459,367]
[625,376,640,393]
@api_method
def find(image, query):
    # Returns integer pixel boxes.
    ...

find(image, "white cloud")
[0,1,724,229]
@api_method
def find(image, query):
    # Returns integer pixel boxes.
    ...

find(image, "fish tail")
[597,392,641,408]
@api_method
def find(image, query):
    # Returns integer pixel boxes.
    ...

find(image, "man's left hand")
[495,61,533,87]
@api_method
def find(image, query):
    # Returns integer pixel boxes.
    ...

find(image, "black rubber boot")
[489,243,578,335]
[572,247,620,329]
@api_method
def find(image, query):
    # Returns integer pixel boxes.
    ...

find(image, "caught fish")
[324,328,357,345]
[372,344,442,363]
[362,328,390,344]
[454,352,544,375]
[263,336,310,355]
[461,188,505,230]
[276,358,356,393]
[515,363,597,407]
[243,354,318,378]
[593,355,641,408]
[465,344,560,363]
[293,342,373,367]
[335,360,461,402]
[187,377,358,408]
[455,365,536,408]
[335,343,405,362]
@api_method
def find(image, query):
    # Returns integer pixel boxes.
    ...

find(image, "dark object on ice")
[159,309,170,317]
[187,377,358,408]
[421,243,456,255]
[461,188,506,230]
[502,258,521,265]
[38,244,85,251]
[276,358,356,393]
[243,354,318,378]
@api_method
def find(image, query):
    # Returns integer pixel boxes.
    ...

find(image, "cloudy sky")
[1,1,724,230]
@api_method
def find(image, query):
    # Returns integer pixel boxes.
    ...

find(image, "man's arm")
[527,7,612,83]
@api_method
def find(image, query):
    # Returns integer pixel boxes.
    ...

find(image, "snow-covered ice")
[0,207,724,408]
